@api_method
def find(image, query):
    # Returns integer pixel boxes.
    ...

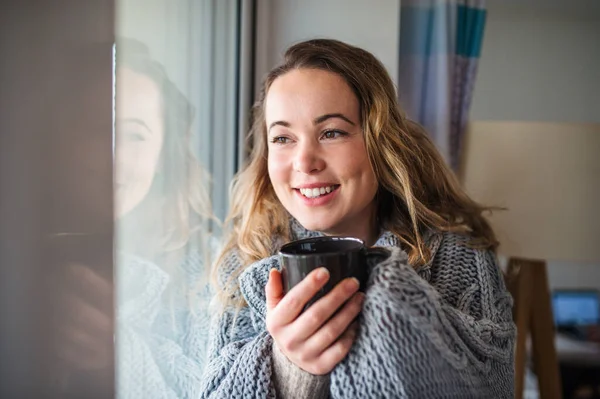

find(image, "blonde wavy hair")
[117,38,215,301]
[214,39,498,302]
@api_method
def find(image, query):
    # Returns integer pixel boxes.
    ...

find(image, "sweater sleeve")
[117,253,210,399]
[199,303,277,399]
[199,298,331,399]
[271,342,330,399]
[200,250,332,399]
[330,233,515,399]
[198,246,276,399]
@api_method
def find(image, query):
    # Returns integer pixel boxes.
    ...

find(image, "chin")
[294,214,336,234]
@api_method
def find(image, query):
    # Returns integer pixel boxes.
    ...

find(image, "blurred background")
[1,0,598,398]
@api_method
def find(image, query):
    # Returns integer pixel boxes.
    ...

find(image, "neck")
[320,210,380,246]
[117,198,163,260]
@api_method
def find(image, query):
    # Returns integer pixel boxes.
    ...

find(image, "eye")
[124,132,146,142]
[270,136,292,144]
[321,130,347,140]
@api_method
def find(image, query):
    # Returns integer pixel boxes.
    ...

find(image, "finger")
[293,278,361,341]
[62,324,101,350]
[266,268,284,312]
[314,324,357,375]
[57,325,109,370]
[66,294,113,334]
[58,339,108,370]
[302,292,364,357]
[269,267,330,326]
[68,263,113,311]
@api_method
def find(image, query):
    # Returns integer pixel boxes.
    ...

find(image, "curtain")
[398,0,487,170]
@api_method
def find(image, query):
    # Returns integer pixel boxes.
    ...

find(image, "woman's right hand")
[265,267,364,376]
[58,263,113,371]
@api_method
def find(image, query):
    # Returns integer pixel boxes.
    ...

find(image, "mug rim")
[279,236,365,257]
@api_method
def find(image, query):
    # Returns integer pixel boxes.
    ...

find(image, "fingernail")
[345,278,360,293]
[316,267,330,282]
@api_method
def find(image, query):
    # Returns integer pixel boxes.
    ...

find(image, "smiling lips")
[298,185,338,198]
[293,184,340,206]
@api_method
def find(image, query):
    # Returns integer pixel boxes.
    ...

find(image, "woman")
[114,38,216,399]
[201,39,515,398]
[60,39,215,399]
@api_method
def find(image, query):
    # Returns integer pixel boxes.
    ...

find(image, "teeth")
[299,186,337,198]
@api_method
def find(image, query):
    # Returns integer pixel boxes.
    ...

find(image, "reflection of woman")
[202,39,515,398]
[114,39,213,399]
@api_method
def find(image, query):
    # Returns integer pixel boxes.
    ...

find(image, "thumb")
[265,268,284,312]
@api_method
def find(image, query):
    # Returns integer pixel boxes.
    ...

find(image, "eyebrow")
[123,118,152,133]
[268,113,356,132]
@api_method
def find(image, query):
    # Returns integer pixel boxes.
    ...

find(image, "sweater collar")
[288,217,402,247]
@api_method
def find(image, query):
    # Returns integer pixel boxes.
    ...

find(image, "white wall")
[255,0,400,90]
[468,0,600,289]
[471,0,600,123]
[463,122,600,290]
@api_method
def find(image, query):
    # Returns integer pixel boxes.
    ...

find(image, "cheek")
[337,143,372,178]
[343,147,378,197]
[117,142,162,182]
[360,161,379,193]
[267,151,290,185]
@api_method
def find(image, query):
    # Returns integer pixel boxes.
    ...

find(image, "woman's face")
[115,67,164,218]
[266,68,379,242]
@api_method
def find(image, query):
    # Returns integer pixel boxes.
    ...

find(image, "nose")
[292,140,325,174]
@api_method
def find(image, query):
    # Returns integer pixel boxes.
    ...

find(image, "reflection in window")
[114,1,240,397]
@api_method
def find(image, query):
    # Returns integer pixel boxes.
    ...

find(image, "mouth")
[295,184,340,199]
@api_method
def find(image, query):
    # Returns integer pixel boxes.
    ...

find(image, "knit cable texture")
[200,223,515,398]
[117,251,211,399]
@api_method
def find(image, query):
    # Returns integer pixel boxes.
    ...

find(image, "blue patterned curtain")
[398,0,486,170]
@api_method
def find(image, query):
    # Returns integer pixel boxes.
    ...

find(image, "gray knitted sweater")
[200,223,516,398]
[116,251,211,399]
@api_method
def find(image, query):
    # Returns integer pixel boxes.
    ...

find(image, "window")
[114,0,244,396]
[0,1,252,396]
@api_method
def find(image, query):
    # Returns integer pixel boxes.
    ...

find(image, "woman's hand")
[265,267,364,375]
[58,263,114,371]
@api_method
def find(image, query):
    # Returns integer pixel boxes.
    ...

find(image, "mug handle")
[365,246,391,263]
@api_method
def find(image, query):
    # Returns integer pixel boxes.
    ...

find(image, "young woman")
[202,39,515,398]
[114,39,215,399]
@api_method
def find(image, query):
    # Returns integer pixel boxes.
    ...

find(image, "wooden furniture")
[505,257,562,399]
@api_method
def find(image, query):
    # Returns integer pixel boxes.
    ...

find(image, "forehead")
[265,68,359,122]
[116,67,163,116]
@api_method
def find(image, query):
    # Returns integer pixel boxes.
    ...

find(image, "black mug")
[279,236,390,310]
